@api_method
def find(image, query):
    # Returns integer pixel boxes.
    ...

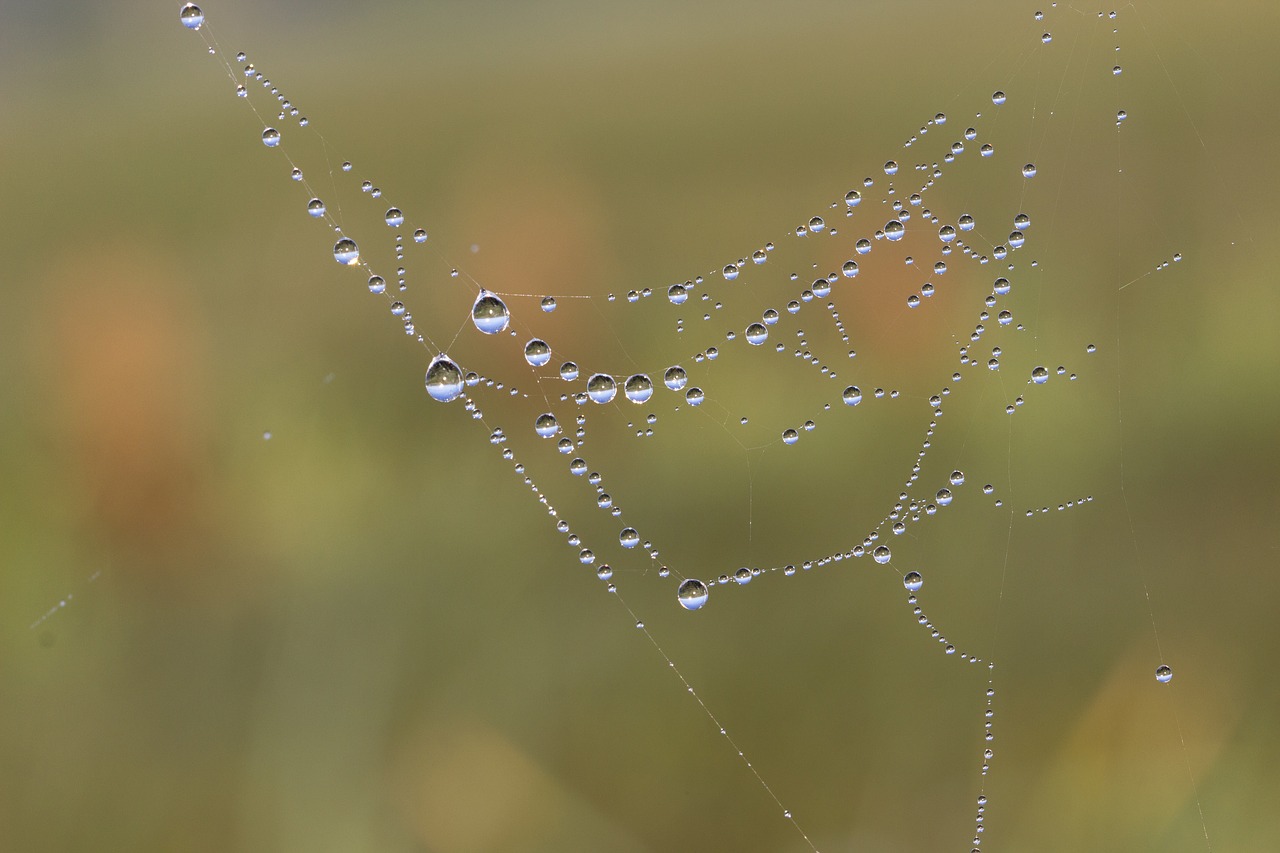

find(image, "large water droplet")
[903,571,923,592]
[842,386,863,406]
[524,339,552,367]
[1022,163,1038,178]
[619,528,640,548]
[685,387,705,406]
[333,238,360,265]
[1030,366,1049,384]
[624,374,654,404]
[873,545,892,564]
[885,220,905,241]
[261,127,281,148]
[534,413,559,438]
[668,284,688,305]
[587,374,617,404]
[425,354,464,402]
[678,578,709,611]
[179,3,204,30]
[745,323,768,345]
[471,291,510,334]
[384,207,404,227]
[664,366,688,391]
[1155,665,1173,684]
[307,198,326,218]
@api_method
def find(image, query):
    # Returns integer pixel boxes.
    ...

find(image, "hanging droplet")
[179,3,205,30]
[586,374,617,404]
[471,291,510,334]
[782,429,799,445]
[307,198,326,218]
[384,208,404,227]
[540,296,557,312]
[624,374,654,404]
[872,545,892,564]
[559,362,579,381]
[1155,665,1173,684]
[668,283,688,304]
[677,578,710,611]
[333,238,360,265]
[524,339,552,367]
[367,275,386,294]
[936,488,953,506]
[842,386,862,406]
[845,190,862,207]
[619,528,640,548]
[723,263,740,281]
[261,127,281,148]
[903,571,923,592]
[685,387,705,406]
[1022,163,1038,178]
[884,160,899,175]
[992,91,1007,105]
[532,413,559,438]
[664,366,688,391]
[424,354,464,402]
[950,470,965,486]
[1030,366,1049,384]
[745,323,768,345]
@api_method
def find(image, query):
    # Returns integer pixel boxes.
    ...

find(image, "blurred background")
[1,1,1278,851]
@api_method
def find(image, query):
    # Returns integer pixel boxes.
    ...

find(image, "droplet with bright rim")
[534,413,559,438]
[872,545,892,564]
[333,238,360,265]
[619,528,640,548]
[1155,665,1173,684]
[842,386,863,406]
[471,291,510,334]
[524,339,551,367]
[664,366,688,391]
[261,127,281,148]
[307,198,326,218]
[903,571,923,592]
[424,354,464,402]
[677,578,709,611]
[179,3,204,29]
[624,374,654,404]
[586,374,617,404]
[384,208,404,227]
[745,323,768,345]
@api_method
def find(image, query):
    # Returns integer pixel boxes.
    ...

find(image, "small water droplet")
[524,339,552,367]
[261,127,281,148]
[333,238,360,265]
[425,354,464,402]
[471,291,510,334]
[587,374,617,404]
[179,3,205,30]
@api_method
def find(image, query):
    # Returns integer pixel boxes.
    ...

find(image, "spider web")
[166,1,1228,850]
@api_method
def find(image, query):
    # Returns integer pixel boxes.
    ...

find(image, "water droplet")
[541,296,557,312]
[619,528,640,548]
[307,198,326,218]
[1155,665,1173,684]
[425,354,464,402]
[992,91,1007,106]
[179,3,204,30]
[842,260,859,278]
[524,339,551,367]
[534,413,559,438]
[367,275,385,294]
[668,283,688,304]
[624,374,654,404]
[745,323,768,345]
[261,127,281,148]
[587,374,617,404]
[845,190,862,207]
[678,578,709,611]
[471,291,510,334]
[936,488,953,506]
[685,387,705,406]
[1030,366,1049,384]
[1022,163,1038,178]
[939,225,957,242]
[885,220,905,241]
[884,160,899,175]
[950,470,965,486]
[559,362,579,381]
[723,263,740,281]
[664,366,688,391]
[873,545,892,564]
[782,429,799,445]
[384,207,404,227]
[809,216,826,232]
[333,238,360,265]
[842,386,862,406]
[903,571,923,592]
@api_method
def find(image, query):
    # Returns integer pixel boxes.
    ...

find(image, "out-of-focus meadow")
[2,1,1278,851]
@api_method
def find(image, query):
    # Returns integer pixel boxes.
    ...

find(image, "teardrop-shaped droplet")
[586,374,617,404]
[471,291,510,334]
[424,354,464,402]
[333,238,360,265]
[677,578,709,611]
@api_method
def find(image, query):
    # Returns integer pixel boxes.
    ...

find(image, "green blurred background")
[2,1,1278,851]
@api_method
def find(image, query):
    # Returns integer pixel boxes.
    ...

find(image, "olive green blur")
[1,1,1278,851]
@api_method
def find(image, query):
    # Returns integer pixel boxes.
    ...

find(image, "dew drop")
[541,296,557,312]
[845,190,862,207]
[842,386,863,406]
[333,238,360,265]
[723,263,740,281]
[685,387,705,406]
[425,354,464,402]
[624,374,654,404]
[587,374,617,404]
[1022,163,1038,178]
[873,545,892,564]
[534,413,559,438]
[384,207,404,227]
[524,339,551,367]
[678,578,709,611]
[619,528,640,548]
[903,571,923,592]
[885,220,905,241]
[950,470,965,486]
[664,366,688,391]
[668,283,688,304]
[471,291,510,334]
[1030,366,1049,384]
[179,3,204,30]
[745,323,769,345]
[1155,665,1173,684]
[307,198,326,218]
[992,91,1007,105]
[261,127,281,148]
[367,275,385,294]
